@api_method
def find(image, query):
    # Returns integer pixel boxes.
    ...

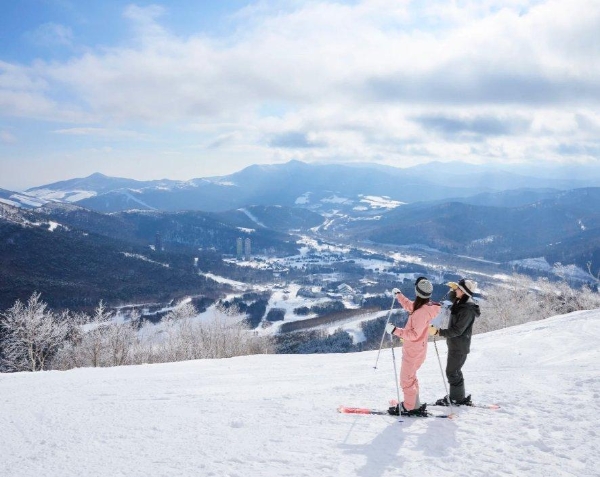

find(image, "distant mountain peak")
[87,172,109,179]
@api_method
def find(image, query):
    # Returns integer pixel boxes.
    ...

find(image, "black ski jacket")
[439,299,480,354]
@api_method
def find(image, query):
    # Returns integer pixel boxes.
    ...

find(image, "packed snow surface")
[2,309,599,477]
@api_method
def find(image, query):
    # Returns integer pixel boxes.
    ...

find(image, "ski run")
[1,309,599,476]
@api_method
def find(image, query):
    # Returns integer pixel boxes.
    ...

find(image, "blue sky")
[1,0,599,190]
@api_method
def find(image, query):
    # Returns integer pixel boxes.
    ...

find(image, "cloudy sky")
[1,0,599,190]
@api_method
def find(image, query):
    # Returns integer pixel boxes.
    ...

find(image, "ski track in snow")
[121,191,156,210]
[239,208,266,228]
[1,310,599,476]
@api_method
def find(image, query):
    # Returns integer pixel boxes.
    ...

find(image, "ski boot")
[435,394,472,406]
[389,402,429,417]
[401,403,428,417]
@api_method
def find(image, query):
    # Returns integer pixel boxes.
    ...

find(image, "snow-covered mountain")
[328,187,600,275]
[23,161,467,213]
[2,309,598,477]
[0,188,48,209]
[20,160,599,214]
[7,160,600,284]
[0,201,309,310]
[25,172,180,202]
[0,202,228,310]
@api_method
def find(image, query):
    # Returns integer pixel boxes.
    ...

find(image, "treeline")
[475,274,600,333]
[0,293,272,373]
[41,205,301,258]
[293,300,346,316]
[0,220,224,311]
[1,275,598,372]
[0,202,304,313]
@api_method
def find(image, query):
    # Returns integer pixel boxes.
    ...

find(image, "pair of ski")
[338,400,500,420]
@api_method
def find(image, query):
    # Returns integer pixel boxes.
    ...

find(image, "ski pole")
[389,331,402,408]
[433,336,456,417]
[373,294,396,369]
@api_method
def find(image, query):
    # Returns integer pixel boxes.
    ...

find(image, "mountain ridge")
[17,160,600,214]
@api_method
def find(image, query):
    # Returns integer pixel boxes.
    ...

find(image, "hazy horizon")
[3,158,600,194]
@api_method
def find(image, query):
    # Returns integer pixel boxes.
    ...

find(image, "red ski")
[338,404,454,419]
[337,405,390,416]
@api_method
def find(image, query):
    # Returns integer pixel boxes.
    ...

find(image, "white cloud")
[1,0,599,174]
[52,127,149,139]
[34,0,597,118]
[24,22,74,47]
[122,4,170,43]
[0,60,91,122]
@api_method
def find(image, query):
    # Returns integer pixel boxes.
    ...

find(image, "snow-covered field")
[2,309,599,477]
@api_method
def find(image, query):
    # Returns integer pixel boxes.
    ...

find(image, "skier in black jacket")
[428,279,480,406]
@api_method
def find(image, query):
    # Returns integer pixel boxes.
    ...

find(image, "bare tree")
[160,303,200,362]
[476,275,541,333]
[147,303,273,363]
[51,311,88,370]
[128,315,159,365]
[105,312,140,367]
[3,295,273,372]
[476,274,600,334]
[0,292,70,372]
[54,305,144,369]
[77,301,113,367]
[195,315,273,359]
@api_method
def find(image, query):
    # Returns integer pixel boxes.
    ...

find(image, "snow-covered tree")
[0,292,70,372]
[476,274,600,334]
[476,275,541,333]
[105,312,141,367]
[160,302,200,362]
[78,301,114,367]
[153,303,272,362]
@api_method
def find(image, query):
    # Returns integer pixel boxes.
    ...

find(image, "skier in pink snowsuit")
[386,277,440,413]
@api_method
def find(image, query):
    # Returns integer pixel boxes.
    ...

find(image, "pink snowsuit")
[393,293,441,410]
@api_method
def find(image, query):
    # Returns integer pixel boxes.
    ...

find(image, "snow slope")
[2,310,599,477]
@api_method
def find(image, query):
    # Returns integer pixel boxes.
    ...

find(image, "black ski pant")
[446,351,468,401]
